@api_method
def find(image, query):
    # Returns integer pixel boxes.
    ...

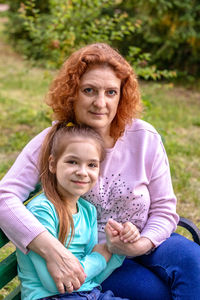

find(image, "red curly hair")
[46,43,142,140]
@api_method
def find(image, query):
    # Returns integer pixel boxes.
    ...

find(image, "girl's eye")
[107,90,117,96]
[67,160,77,165]
[88,163,98,168]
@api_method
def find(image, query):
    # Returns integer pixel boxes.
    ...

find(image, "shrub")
[116,0,200,77]
[6,0,176,80]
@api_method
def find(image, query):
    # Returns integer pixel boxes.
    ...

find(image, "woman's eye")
[83,87,93,94]
[107,90,117,96]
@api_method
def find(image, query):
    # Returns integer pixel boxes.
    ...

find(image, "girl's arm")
[78,207,110,281]
[28,231,86,293]
[24,199,86,294]
[79,214,125,285]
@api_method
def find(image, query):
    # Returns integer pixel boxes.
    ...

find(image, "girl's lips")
[72,180,89,185]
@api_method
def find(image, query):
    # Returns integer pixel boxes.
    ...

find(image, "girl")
[16,122,140,300]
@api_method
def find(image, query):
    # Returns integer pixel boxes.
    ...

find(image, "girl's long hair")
[39,122,105,246]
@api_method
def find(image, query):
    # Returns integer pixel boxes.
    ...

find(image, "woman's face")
[74,65,121,136]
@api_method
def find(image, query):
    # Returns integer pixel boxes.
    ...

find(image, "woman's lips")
[89,111,106,116]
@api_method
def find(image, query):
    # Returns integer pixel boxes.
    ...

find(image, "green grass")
[141,82,200,226]
[0,16,200,298]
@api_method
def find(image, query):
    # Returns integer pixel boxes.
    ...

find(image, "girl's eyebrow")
[64,155,100,162]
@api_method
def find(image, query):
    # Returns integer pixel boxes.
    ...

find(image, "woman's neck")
[104,135,116,148]
[96,128,116,148]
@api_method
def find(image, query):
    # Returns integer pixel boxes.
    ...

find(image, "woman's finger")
[71,277,82,291]
[64,282,74,293]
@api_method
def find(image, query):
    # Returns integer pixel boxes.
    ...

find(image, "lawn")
[0,15,200,298]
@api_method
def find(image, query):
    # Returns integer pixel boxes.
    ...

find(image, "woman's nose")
[93,92,106,108]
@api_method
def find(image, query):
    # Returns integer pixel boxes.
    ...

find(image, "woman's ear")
[49,155,56,174]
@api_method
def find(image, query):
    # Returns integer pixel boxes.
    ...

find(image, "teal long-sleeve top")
[16,193,125,300]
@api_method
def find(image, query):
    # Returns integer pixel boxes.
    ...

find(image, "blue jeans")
[102,233,200,300]
[39,288,130,300]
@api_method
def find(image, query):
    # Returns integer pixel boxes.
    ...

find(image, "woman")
[0,43,200,300]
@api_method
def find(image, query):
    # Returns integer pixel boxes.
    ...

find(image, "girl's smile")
[49,137,101,212]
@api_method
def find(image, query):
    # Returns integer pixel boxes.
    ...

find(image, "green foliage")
[117,0,200,77]
[5,0,175,80]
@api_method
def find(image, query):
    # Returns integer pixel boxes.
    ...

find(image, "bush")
[6,0,176,80]
[116,0,200,77]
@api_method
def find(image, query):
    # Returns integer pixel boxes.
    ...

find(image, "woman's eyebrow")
[80,83,120,90]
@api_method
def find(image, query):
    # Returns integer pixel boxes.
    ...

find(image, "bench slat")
[4,285,21,300]
[0,251,18,289]
[0,229,9,248]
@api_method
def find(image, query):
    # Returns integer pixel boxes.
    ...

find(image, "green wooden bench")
[0,185,41,300]
[1,194,200,300]
[0,230,21,300]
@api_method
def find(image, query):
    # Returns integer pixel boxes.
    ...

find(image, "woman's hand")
[92,243,112,262]
[28,231,86,293]
[105,219,154,257]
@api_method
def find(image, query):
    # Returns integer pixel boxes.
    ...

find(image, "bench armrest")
[178,217,200,245]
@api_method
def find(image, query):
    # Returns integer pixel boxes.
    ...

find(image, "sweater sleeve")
[94,254,125,284]
[26,199,59,293]
[79,207,107,281]
[140,137,179,247]
[0,127,51,253]
[27,199,106,291]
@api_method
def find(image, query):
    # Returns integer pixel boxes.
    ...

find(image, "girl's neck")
[63,197,78,214]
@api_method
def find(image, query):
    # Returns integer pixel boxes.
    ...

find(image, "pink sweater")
[0,119,179,253]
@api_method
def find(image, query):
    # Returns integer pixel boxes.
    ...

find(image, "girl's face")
[74,65,121,137]
[49,137,100,203]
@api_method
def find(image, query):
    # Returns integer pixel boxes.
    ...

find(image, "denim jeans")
[39,288,130,300]
[102,233,200,300]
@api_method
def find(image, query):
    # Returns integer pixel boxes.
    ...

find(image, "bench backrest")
[0,184,41,299]
[0,229,21,300]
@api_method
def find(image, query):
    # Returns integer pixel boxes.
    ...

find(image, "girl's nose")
[76,166,87,176]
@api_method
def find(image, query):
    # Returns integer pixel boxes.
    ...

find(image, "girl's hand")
[105,219,154,256]
[119,221,140,243]
[92,243,112,262]
[28,231,86,294]
[106,219,140,243]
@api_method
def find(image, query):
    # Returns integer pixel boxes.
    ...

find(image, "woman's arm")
[28,231,86,293]
[140,138,179,247]
[0,128,50,252]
